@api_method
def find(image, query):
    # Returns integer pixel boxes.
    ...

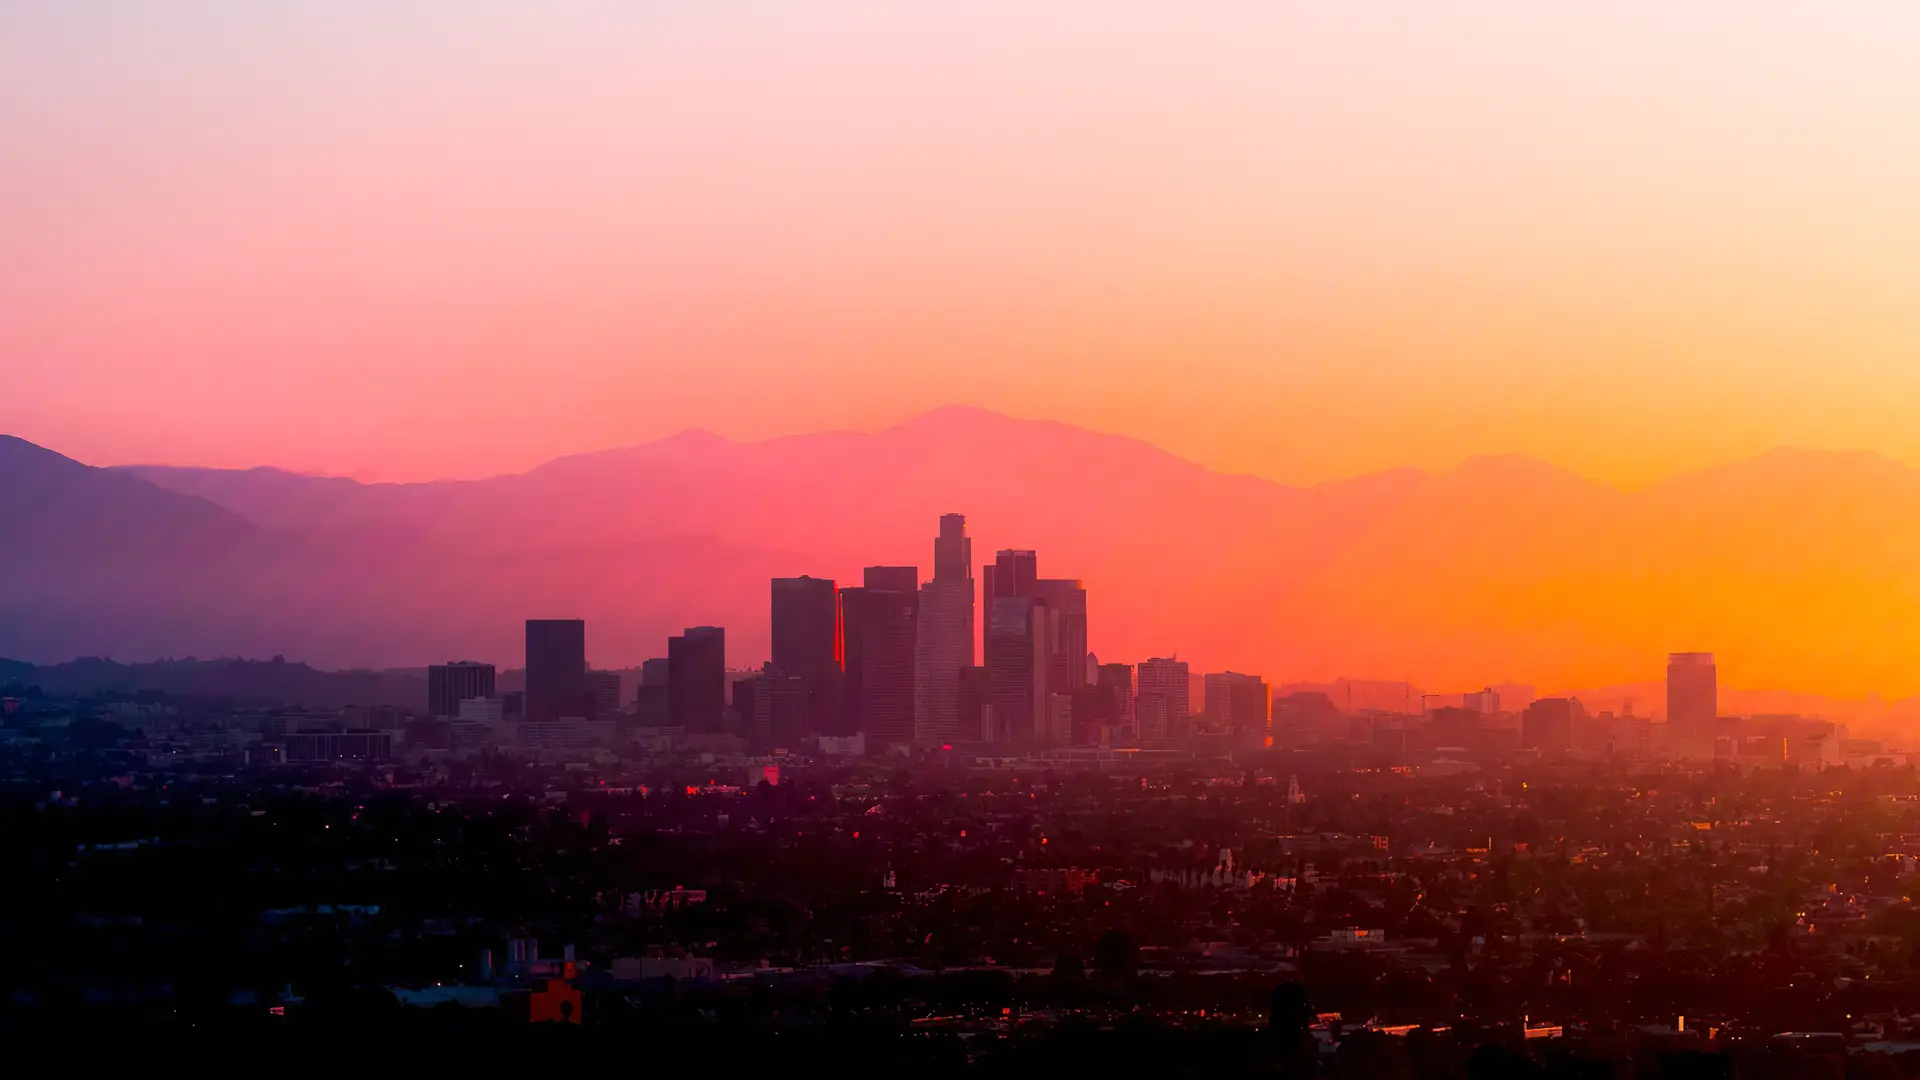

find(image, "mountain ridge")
[8,409,1920,711]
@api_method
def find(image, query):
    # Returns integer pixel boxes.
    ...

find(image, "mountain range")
[6,407,1920,727]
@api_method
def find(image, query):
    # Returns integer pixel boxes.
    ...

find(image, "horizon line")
[12,405,1905,495]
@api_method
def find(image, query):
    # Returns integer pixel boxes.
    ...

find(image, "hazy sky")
[7,2,1920,483]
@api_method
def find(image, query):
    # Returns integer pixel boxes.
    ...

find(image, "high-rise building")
[451,696,505,745]
[956,665,991,743]
[525,620,586,723]
[981,554,1088,745]
[1667,652,1717,743]
[772,576,843,735]
[1136,658,1190,743]
[933,513,972,584]
[1097,662,1134,740]
[634,657,670,728]
[588,671,622,720]
[982,549,1037,609]
[916,515,975,744]
[985,596,1041,742]
[668,626,725,733]
[863,565,919,598]
[1034,578,1088,692]
[843,574,917,748]
[735,667,812,749]
[640,657,670,685]
[428,661,496,719]
[1461,687,1501,715]
[1204,671,1269,740]
[1522,697,1582,753]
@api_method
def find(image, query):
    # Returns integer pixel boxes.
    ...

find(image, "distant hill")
[5,408,1920,713]
[0,655,428,710]
[0,434,256,559]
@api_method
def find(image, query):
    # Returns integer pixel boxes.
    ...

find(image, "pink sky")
[8,3,1920,484]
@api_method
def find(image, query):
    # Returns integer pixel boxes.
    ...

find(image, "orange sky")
[7,4,1920,485]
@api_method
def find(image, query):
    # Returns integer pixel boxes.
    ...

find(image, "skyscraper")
[933,513,972,584]
[956,665,991,743]
[1034,578,1088,691]
[428,660,496,718]
[843,568,918,747]
[916,515,975,744]
[1667,652,1717,744]
[1522,697,1582,753]
[735,667,811,749]
[1204,671,1270,742]
[1097,662,1134,740]
[981,553,1083,744]
[634,657,670,728]
[1136,657,1190,743]
[863,565,919,598]
[982,549,1037,607]
[985,594,1042,742]
[772,576,843,735]
[587,670,622,721]
[525,620,586,723]
[668,626,725,733]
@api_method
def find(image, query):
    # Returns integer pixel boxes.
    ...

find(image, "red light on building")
[529,977,583,1025]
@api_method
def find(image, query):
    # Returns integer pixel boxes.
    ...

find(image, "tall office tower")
[1034,578,1088,691]
[634,657,670,727]
[982,548,1051,742]
[934,513,972,582]
[1098,662,1135,740]
[525,620,587,723]
[772,576,843,735]
[735,667,812,749]
[843,576,918,747]
[588,671,622,721]
[1204,671,1271,741]
[956,665,991,743]
[1667,652,1717,743]
[1522,697,1582,753]
[1136,657,1190,743]
[1045,691,1074,746]
[916,515,975,744]
[428,661,496,718]
[985,595,1038,742]
[667,626,726,733]
[864,565,919,599]
[983,549,1037,603]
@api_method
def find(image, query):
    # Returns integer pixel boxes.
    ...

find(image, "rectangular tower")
[916,515,975,744]
[524,620,586,724]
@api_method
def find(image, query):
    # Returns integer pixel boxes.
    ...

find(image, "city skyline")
[11,409,1920,713]
[14,4,1920,1058]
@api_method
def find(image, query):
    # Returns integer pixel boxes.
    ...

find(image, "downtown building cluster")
[425,515,1274,755]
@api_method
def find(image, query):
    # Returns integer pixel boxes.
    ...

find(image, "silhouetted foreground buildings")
[9,666,1920,1075]
[411,514,1280,758]
[398,522,1836,779]
[8,522,1914,1072]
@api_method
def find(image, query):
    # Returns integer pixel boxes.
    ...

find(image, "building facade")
[1667,652,1717,744]
[915,516,975,744]
[771,575,843,736]
[524,620,586,723]
[667,626,726,733]
[428,660,496,719]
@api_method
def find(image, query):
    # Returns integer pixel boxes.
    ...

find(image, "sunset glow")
[8,3,1920,486]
